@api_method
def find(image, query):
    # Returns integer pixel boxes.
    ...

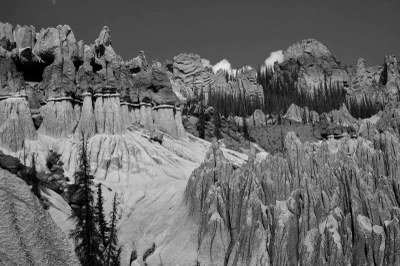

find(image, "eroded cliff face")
[0,168,79,266]
[185,130,400,265]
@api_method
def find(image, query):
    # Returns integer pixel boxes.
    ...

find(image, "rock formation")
[0,168,79,265]
[275,39,349,94]
[284,103,319,124]
[346,55,400,106]
[185,129,400,265]
[0,21,185,148]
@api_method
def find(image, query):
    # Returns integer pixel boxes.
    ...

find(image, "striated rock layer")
[0,168,79,265]
[184,130,400,265]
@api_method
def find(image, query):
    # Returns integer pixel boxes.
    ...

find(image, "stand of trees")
[70,136,122,266]
[257,66,380,119]
[189,65,380,136]
[258,67,348,115]
[207,89,263,118]
[346,96,381,119]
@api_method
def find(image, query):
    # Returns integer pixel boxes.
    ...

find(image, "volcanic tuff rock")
[185,128,400,265]
[0,21,184,143]
[0,168,79,265]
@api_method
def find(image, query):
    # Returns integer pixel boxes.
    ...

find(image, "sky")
[1,0,399,69]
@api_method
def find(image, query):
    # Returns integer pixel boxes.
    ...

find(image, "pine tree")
[97,183,108,249]
[302,109,308,124]
[106,193,121,266]
[30,153,41,199]
[242,116,250,139]
[213,111,222,140]
[380,62,388,86]
[70,136,102,266]
[198,104,205,139]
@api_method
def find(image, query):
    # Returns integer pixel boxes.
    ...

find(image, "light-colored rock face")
[14,24,36,51]
[34,93,184,142]
[153,106,177,137]
[247,109,267,127]
[284,103,320,124]
[75,95,95,138]
[0,168,79,265]
[173,53,209,86]
[94,95,126,135]
[352,58,382,90]
[0,97,37,152]
[284,39,332,60]
[276,38,349,94]
[38,99,79,138]
[323,104,359,128]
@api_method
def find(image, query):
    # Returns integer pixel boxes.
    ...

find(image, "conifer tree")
[198,104,205,139]
[70,136,102,266]
[380,62,388,86]
[106,193,122,266]
[30,153,41,199]
[302,109,308,124]
[213,111,222,139]
[97,183,108,248]
[242,116,249,139]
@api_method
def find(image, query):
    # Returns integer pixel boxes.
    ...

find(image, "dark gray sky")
[1,0,399,68]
